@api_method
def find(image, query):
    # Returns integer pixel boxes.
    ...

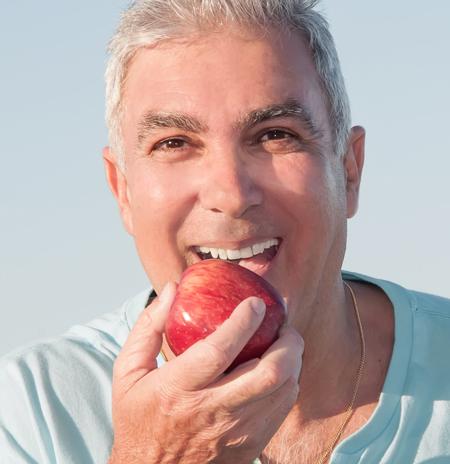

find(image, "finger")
[216,375,299,461]
[113,281,177,393]
[162,296,266,391]
[212,327,304,409]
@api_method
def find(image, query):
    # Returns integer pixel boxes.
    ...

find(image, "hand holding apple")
[109,278,303,464]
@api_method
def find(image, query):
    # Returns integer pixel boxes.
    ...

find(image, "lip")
[188,237,283,279]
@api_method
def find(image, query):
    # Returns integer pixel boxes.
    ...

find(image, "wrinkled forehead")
[120,27,331,151]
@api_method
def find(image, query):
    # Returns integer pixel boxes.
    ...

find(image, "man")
[1,0,449,463]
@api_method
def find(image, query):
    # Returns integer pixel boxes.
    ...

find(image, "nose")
[198,150,263,218]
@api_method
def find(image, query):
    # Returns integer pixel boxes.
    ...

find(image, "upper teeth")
[194,238,279,260]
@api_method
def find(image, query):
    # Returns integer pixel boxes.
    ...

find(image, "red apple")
[165,259,286,370]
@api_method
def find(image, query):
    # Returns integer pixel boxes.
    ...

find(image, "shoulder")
[407,290,450,361]
[342,270,450,355]
[0,288,151,463]
[0,287,153,401]
[409,289,450,318]
[342,270,450,316]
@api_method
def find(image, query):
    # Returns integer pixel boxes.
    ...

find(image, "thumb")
[112,281,176,396]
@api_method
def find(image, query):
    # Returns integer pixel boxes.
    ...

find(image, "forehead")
[121,27,329,143]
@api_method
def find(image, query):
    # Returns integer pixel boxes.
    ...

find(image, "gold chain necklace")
[160,281,366,464]
[315,281,366,464]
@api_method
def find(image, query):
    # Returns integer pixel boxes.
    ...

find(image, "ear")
[343,126,365,218]
[102,146,135,236]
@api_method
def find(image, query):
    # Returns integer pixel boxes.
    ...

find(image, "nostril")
[198,162,263,218]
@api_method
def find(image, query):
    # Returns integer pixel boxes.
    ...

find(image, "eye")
[153,138,187,152]
[257,129,304,154]
[260,129,293,142]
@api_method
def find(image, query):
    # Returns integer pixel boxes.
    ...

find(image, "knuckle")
[153,386,175,416]
[158,381,203,416]
[198,339,231,370]
[260,362,284,390]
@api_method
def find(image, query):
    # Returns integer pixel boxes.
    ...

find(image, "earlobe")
[344,126,365,218]
[102,147,135,236]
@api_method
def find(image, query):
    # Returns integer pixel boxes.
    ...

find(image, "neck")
[290,276,363,420]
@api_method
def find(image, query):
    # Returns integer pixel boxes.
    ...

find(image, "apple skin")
[165,259,286,370]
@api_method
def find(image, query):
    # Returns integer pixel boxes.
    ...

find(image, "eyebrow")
[237,98,322,138]
[137,112,207,145]
[136,98,322,146]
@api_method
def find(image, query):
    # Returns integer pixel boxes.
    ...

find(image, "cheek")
[271,156,347,273]
[273,156,344,223]
[269,158,347,308]
[129,163,196,226]
[126,163,198,282]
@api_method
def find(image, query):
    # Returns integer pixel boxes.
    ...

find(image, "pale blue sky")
[1,1,449,355]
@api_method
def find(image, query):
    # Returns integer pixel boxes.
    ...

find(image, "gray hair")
[105,0,351,170]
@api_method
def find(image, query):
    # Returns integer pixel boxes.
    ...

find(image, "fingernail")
[251,298,266,316]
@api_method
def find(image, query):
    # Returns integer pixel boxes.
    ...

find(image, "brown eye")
[154,138,187,151]
[258,129,303,154]
[260,129,293,141]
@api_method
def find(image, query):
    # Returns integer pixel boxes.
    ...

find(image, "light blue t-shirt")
[1,271,450,463]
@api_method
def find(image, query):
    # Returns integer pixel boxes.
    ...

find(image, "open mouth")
[192,238,281,275]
